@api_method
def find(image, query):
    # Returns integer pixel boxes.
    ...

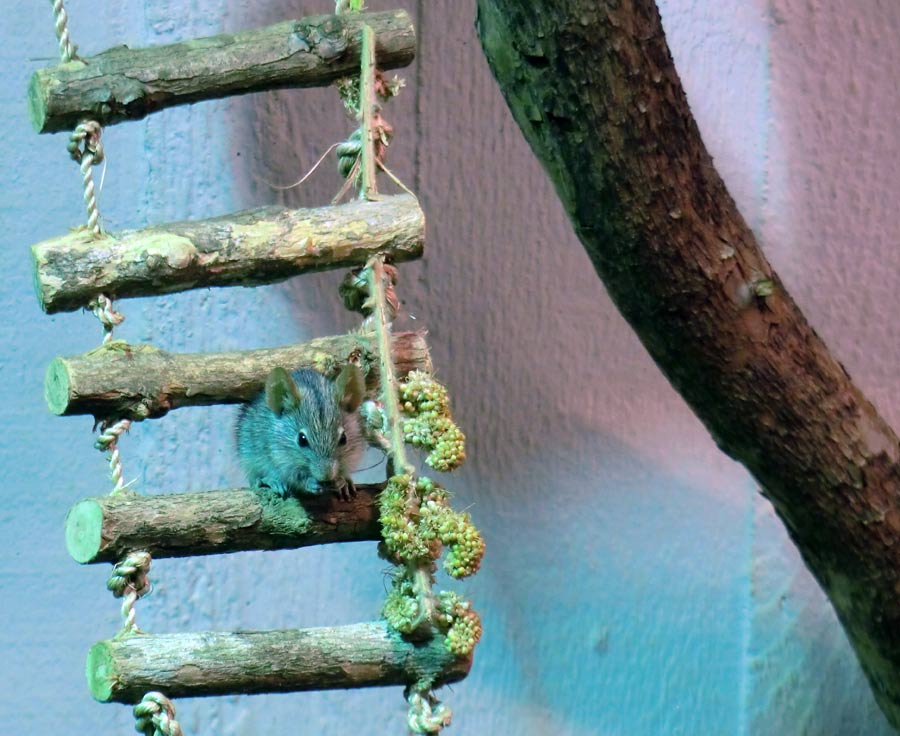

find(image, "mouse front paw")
[258,476,290,498]
[334,477,357,502]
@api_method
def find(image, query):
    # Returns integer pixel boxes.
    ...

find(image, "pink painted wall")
[3,1,899,733]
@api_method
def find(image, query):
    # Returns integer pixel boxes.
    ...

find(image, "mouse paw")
[259,476,290,498]
[335,477,357,502]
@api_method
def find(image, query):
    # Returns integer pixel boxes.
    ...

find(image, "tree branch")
[29,10,415,133]
[477,0,900,727]
[65,485,382,564]
[87,622,470,703]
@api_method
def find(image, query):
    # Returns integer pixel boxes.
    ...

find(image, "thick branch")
[87,621,471,703]
[66,485,381,564]
[32,194,423,314]
[478,0,900,727]
[29,10,415,133]
[46,331,431,420]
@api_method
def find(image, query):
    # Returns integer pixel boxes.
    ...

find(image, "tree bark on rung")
[66,485,383,564]
[46,331,430,420]
[29,10,415,133]
[31,194,423,314]
[87,621,471,703]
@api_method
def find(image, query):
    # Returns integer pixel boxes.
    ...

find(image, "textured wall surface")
[3,1,899,734]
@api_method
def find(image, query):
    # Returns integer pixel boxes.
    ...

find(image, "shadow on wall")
[212,0,900,733]
[225,0,421,343]
[223,0,755,733]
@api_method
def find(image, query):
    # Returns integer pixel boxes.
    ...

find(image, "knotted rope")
[67,121,105,236]
[107,551,151,635]
[133,692,184,736]
[90,293,125,344]
[406,689,452,734]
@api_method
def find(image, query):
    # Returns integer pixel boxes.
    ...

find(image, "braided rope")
[407,690,452,734]
[133,692,184,736]
[50,0,77,62]
[107,551,151,635]
[90,293,125,344]
[336,117,394,182]
[94,418,132,494]
[67,121,105,236]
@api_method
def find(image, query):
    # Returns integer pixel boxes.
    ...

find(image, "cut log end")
[44,358,71,416]
[26,72,49,135]
[86,641,117,703]
[65,499,105,564]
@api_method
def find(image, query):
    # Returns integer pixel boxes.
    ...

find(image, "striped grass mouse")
[236,364,366,500]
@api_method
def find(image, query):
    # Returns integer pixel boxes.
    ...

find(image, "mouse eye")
[338,428,347,446]
[298,432,309,447]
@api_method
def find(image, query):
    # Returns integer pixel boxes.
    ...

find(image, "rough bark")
[31,193,423,314]
[29,10,415,133]
[87,621,471,703]
[66,485,382,564]
[45,331,431,420]
[477,0,900,727]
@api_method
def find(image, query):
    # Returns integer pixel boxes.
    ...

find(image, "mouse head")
[264,364,364,415]
[264,365,365,491]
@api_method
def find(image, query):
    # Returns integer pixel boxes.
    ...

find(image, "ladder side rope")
[50,0,77,62]
[45,9,157,734]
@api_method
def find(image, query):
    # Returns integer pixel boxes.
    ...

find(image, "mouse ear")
[335,364,365,413]
[265,367,301,415]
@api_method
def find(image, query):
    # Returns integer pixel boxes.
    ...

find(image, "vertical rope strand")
[50,0,77,62]
[366,258,412,473]
[95,418,132,494]
[107,551,151,635]
[358,24,379,200]
[67,121,105,237]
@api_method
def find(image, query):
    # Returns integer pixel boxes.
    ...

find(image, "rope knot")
[133,692,184,736]
[107,551,152,599]
[336,115,394,182]
[406,689,452,734]
[94,416,132,493]
[108,551,151,635]
[89,294,125,342]
[68,121,104,165]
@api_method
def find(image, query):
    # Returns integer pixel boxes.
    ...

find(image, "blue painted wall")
[3,1,900,734]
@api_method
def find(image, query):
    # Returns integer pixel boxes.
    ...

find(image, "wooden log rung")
[66,485,382,564]
[29,10,416,133]
[45,331,431,420]
[31,194,424,314]
[87,621,471,703]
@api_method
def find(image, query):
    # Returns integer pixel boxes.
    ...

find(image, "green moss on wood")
[30,11,416,133]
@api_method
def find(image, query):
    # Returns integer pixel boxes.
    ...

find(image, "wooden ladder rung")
[66,485,382,564]
[31,194,424,314]
[87,621,472,703]
[29,10,416,133]
[45,331,431,420]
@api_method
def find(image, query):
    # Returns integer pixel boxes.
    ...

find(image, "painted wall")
[3,1,899,734]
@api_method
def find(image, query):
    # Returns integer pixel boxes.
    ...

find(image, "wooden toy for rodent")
[30,2,483,733]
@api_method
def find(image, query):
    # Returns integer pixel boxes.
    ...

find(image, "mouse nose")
[313,460,339,484]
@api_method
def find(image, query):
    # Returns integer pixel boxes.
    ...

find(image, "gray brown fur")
[235,366,365,500]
